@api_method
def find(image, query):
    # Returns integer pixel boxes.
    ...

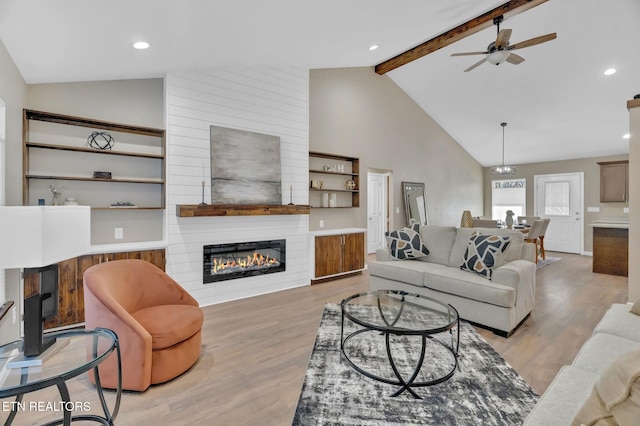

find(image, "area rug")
[292,304,538,426]
[537,256,561,269]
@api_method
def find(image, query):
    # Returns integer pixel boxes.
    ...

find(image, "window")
[491,179,526,224]
[544,181,571,216]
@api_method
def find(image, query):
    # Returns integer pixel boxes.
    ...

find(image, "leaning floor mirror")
[402,182,428,226]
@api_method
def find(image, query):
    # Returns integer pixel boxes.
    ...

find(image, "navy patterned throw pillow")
[460,233,511,278]
[386,223,430,260]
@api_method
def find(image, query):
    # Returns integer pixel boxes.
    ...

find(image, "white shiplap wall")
[166,67,310,307]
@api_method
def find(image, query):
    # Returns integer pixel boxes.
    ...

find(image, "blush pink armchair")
[83,259,203,392]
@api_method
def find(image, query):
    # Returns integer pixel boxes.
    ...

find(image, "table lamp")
[0,206,90,358]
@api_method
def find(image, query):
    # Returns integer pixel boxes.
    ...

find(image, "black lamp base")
[23,293,56,357]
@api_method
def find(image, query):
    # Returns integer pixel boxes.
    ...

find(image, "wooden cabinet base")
[33,248,166,331]
[312,231,365,283]
[593,227,628,276]
[311,270,363,285]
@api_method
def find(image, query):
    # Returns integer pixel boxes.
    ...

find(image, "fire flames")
[212,251,279,274]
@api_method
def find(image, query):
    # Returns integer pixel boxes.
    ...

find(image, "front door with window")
[534,173,583,254]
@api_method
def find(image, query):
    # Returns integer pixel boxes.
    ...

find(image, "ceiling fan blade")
[451,51,489,57]
[464,58,487,72]
[506,53,525,64]
[495,29,513,49]
[509,33,557,50]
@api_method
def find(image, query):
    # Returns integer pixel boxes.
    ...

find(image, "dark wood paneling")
[343,233,365,272]
[177,204,310,217]
[314,235,343,278]
[593,227,628,276]
[39,248,166,330]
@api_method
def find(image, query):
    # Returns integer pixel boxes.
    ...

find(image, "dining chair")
[523,219,545,263]
[538,218,551,260]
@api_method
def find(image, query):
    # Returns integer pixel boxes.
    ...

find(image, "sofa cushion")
[594,303,640,343]
[460,233,511,278]
[386,224,429,260]
[422,267,516,308]
[573,333,640,375]
[133,304,204,350]
[415,225,457,266]
[368,260,447,287]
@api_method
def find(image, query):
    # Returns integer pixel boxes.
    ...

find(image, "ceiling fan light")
[487,50,510,65]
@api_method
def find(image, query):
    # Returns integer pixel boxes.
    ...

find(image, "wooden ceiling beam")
[374,0,549,75]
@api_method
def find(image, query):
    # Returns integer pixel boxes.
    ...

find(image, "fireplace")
[203,239,286,283]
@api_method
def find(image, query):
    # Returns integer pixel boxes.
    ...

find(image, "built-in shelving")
[23,109,166,210]
[309,151,359,208]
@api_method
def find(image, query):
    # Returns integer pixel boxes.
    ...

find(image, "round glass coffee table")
[341,290,459,398]
[0,328,121,425]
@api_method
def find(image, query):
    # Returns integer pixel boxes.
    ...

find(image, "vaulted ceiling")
[0,0,637,166]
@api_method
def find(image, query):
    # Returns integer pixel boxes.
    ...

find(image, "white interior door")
[367,172,385,254]
[534,173,583,254]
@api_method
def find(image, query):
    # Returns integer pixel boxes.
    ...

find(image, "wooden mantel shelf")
[176,204,311,217]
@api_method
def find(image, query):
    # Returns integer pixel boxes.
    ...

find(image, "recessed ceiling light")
[604,68,616,76]
[623,133,631,139]
[369,44,379,51]
[133,41,150,50]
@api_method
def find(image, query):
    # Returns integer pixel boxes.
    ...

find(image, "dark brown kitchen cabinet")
[598,160,628,202]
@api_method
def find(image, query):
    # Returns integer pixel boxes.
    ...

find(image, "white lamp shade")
[0,206,91,268]
[487,50,510,65]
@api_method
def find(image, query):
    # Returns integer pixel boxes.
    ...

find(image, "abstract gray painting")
[210,125,282,204]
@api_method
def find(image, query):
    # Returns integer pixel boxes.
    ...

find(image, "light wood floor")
[2,252,628,425]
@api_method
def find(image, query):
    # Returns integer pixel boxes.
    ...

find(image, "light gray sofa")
[369,225,537,337]
[523,303,640,425]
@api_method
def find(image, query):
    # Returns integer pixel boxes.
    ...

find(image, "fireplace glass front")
[203,239,286,283]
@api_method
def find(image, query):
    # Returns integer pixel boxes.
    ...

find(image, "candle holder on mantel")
[199,180,208,206]
[288,184,294,206]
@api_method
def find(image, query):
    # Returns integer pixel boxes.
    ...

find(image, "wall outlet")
[396,207,400,214]
[319,220,324,228]
[624,207,629,213]
[114,227,124,239]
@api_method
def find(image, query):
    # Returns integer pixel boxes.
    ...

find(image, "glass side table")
[0,328,121,425]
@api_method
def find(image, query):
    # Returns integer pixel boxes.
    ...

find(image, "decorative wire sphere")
[87,131,115,150]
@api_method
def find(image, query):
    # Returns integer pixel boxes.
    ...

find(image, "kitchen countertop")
[309,228,367,236]
[590,220,629,229]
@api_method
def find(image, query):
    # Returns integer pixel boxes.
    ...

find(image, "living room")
[1,1,640,425]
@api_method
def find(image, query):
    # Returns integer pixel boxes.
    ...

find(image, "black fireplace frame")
[203,239,286,283]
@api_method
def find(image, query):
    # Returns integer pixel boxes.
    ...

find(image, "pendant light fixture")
[490,122,516,175]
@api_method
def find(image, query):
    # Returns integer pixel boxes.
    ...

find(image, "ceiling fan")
[451,15,556,72]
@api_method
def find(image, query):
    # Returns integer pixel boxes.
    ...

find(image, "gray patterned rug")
[536,256,561,269]
[293,304,538,425]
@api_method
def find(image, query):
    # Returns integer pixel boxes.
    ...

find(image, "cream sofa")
[369,225,537,337]
[523,303,640,425]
